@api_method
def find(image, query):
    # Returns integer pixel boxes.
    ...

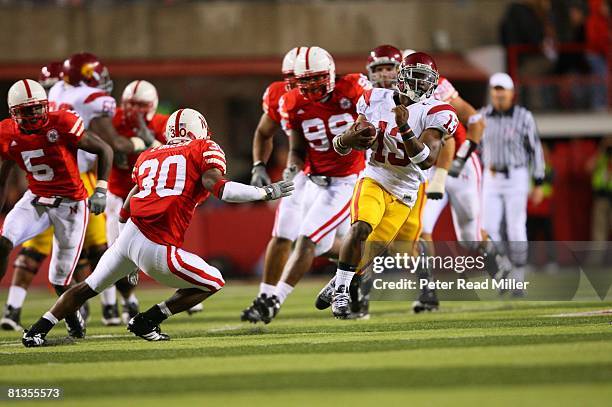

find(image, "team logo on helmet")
[81,63,96,79]
[340,97,351,110]
[46,129,59,143]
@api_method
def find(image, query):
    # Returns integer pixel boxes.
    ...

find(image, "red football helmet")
[62,52,113,92]
[366,45,402,89]
[38,61,63,90]
[397,52,439,102]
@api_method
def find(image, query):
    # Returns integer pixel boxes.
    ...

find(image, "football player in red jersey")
[241,47,308,322]
[244,46,373,324]
[22,108,293,346]
[106,80,168,322]
[0,79,112,338]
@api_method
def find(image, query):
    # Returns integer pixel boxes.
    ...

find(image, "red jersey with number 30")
[0,110,87,200]
[109,108,169,199]
[280,74,371,177]
[130,138,226,247]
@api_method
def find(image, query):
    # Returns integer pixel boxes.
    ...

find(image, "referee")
[480,73,545,286]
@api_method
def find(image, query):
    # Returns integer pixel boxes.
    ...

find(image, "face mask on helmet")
[297,73,331,102]
[369,64,398,89]
[284,73,298,92]
[397,65,438,102]
[122,99,154,127]
[10,101,49,131]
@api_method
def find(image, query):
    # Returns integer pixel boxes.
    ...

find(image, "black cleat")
[127,314,170,341]
[22,329,47,348]
[102,304,121,326]
[241,296,264,323]
[1,305,23,331]
[122,302,140,325]
[257,294,280,324]
[79,301,90,323]
[412,289,439,313]
[315,277,335,310]
[65,311,86,339]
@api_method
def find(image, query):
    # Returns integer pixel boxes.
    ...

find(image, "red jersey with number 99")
[130,138,226,247]
[0,110,87,200]
[280,74,371,177]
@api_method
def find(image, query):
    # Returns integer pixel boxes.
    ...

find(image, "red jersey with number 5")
[109,108,169,199]
[280,74,371,177]
[0,111,87,200]
[130,138,226,247]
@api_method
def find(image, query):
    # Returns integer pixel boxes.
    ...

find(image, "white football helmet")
[281,47,304,91]
[121,80,159,122]
[8,79,49,131]
[165,108,209,143]
[293,46,336,101]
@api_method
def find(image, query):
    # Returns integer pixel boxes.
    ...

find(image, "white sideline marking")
[546,309,612,317]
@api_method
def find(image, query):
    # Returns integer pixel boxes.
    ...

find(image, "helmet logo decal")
[81,62,96,79]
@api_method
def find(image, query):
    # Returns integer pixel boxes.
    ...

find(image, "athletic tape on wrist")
[409,144,431,164]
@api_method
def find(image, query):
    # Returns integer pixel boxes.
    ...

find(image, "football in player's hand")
[353,121,377,150]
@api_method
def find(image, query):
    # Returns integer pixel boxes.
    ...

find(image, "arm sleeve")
[200,141,227,175]
[425,106,460,136]
[524,111,545,181]
[220,181,266,202]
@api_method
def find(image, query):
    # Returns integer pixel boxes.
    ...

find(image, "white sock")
[43,311,59,325]
[259,283,276,297]
[158,302,173,317]
[274,282,294,305]
[6,286,27,308]
[100,286,117,306]
[335,268,356,290]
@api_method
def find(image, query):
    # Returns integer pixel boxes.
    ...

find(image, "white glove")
[282,165,299,182]
[425,168,447,200]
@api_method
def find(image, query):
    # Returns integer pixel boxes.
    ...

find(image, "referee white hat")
[489,72,514,90]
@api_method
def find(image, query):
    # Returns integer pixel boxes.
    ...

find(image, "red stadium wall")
[0,139,599,288]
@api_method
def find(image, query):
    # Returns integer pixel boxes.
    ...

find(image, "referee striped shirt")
[479,104,546,182]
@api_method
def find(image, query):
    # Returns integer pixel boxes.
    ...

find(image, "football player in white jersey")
[325,52,458,318]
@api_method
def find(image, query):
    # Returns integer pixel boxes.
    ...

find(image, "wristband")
[212,178,229,199]
[119,206,130,221]
[400,129,416,141]
[332,135,351,156]
[96,180,108,190]
[409,144,431,164]
[398,123,410,133]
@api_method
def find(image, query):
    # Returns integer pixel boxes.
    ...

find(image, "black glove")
[251,162,271,187]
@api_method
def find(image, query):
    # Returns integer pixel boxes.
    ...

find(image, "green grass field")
[1,281,611,406]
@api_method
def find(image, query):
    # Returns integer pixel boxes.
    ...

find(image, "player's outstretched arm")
[251,113,279,187]
[201,168,294,203]
[0,159,15,214]
[78,132,113,215]
[89,116,147,155]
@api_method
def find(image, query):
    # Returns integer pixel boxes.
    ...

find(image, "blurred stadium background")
[0,0,609,284]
